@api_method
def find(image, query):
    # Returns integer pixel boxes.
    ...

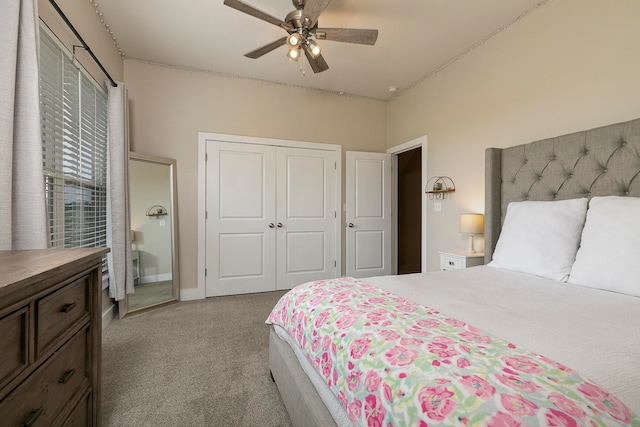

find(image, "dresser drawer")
[62,392,90,427]
[0,307,28,390]
[0,327,89,427]
[0,249,105,427]
[36,276,89,357]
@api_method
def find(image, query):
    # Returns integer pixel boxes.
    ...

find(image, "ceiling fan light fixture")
[287,47,300,61]
[224,0,379,74]
[307,39,322,58]
[286,33,301,49]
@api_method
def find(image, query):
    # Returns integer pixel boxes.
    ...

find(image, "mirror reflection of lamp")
[460,213,484,254]
[130,229,135,252]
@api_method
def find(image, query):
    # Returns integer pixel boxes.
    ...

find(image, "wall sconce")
[460,213,484,253]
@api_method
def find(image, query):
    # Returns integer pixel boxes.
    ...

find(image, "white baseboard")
[139,273,172,284]
[102,302,118,330]
[180,286,205,301]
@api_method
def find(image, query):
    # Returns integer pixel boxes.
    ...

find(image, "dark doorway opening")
[397,147,422,274]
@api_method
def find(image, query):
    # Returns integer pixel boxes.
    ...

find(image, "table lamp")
[460,213,484,253]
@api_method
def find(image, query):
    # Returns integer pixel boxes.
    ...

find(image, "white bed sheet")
[273,266,640,420]
[366,266,640,414]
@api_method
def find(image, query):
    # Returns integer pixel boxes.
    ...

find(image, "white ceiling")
[95,0,546,101]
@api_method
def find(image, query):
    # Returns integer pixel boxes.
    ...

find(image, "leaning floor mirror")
[119,153,180,317]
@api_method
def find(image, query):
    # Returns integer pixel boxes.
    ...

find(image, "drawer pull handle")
[20,407,44,427]
[449,261,454,265]
[59,368,76,384]
[61,302,77,313]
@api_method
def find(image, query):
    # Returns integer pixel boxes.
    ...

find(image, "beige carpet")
[102,291,293,426]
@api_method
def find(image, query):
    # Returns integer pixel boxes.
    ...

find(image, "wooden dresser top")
[0,248,109,291]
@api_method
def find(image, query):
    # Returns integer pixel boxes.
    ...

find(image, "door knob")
[347,223,354,228]
[268,223,275,228]
[277,222,283,228]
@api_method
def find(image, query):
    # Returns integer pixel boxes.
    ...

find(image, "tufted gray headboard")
[484,118,640,264]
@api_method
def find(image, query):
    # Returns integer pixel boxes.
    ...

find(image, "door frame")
[189,132,342,301]
[387,136,428,273]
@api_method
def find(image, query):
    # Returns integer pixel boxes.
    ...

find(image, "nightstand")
[439,250,484,271]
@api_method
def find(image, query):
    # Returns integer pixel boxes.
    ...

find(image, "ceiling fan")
[223,0,378,73]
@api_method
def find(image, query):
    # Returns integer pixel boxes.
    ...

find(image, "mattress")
[270,266,640,423]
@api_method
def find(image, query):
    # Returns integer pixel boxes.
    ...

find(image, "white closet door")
[205,141,276,296]
[346,151,392,278]
[276,147,337,290]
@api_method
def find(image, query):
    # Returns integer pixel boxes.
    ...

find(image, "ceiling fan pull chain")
[300,53,306,76]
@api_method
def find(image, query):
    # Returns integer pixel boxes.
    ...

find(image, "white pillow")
[489,198,588,281]
[568,196,640,297]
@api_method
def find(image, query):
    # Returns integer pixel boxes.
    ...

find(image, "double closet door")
[205,140,337,296]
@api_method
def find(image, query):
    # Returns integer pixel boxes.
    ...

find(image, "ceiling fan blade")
[302,0,332,29]
[244,37,287,59]
[315,28,378,45]
[304,49,329,73]
[224,0,292,31]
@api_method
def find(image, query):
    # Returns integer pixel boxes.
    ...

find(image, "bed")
[267,118,640,426]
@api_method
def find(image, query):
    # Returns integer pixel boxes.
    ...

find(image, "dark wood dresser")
[0,248,108,427]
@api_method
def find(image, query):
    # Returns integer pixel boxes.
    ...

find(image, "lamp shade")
[460,213,484,234]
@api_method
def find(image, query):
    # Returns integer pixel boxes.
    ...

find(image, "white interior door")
[205,141,276,296]
[276,147,337,289]
[346,151,392,278]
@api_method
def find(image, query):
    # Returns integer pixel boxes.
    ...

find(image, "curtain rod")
[48,0,117,87]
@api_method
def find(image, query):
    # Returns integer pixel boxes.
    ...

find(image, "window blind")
[39,28,108,250]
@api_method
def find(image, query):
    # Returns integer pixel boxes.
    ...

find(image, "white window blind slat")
[39,29,108,254]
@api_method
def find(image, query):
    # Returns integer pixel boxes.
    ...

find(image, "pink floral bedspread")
[266,277,638,426]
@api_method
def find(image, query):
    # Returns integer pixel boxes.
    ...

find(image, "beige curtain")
[106,81,134,301]
[0,0,49,250]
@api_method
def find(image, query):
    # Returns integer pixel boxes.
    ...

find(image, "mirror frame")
[119,152,180,317]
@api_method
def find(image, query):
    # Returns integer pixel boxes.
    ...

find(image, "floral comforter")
[266,277,638,426]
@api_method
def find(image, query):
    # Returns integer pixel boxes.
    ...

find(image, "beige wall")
[387,0,640,270]
[124,60,388,291]
[39,0,124,83]
[43,0,640,291]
